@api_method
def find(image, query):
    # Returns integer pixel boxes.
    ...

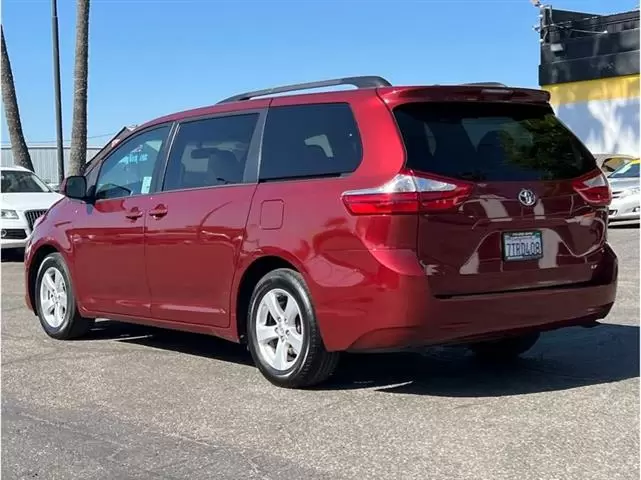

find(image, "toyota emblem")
[518,189,536,207]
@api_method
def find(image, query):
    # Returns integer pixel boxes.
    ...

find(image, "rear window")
[260,103,362,181]
[393,102,596,181]
[609,161,639,179]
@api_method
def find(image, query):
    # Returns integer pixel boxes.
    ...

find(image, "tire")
[468,332,540,362]
[247,268,339,388]
[35,252,94,340]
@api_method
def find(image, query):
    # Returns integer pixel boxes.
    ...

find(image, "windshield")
[1,170,51,193]
[393,102,596,181]
[609,162,639,179]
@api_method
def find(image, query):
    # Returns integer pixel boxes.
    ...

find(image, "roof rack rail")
[217,76,392,104]
[463,82,508,87]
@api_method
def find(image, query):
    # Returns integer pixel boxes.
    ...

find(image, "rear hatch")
[392,99,610,297]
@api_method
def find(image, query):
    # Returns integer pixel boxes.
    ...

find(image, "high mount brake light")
[481,88,513,95]
[341,170,473,215]
[571,169,612,207]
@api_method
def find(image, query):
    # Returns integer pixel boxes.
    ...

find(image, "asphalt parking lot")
[1,226,639,480]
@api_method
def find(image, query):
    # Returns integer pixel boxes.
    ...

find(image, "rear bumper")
[347,284,614,352]
[316,246,618,352]
[1,238,27,249]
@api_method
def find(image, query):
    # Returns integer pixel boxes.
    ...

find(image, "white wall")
[554,96,640,156]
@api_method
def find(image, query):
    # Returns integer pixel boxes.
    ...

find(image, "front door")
[145,112,262,327]
[71,125,172,318]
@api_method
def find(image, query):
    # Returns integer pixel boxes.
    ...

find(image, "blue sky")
[0,0,635,147]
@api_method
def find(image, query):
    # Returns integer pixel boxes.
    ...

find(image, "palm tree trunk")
[1,25,34,172]
[69,0,90,176]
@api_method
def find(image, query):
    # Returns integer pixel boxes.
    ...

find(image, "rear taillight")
[571,170,612,207]
[341,170,473,215]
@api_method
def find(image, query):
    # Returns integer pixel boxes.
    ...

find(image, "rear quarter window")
[260,103,362,181]
[393,102,596,182]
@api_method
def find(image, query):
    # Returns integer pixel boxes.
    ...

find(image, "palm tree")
[1,25,34,172]
[69,0,90,176]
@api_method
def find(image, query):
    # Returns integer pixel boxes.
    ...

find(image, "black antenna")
[217,76,392,104]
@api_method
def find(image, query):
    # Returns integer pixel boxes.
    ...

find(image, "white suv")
[1,166,63,250]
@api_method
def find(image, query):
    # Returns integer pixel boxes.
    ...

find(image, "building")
[1,126,138,181]
[1,145,102,183]
[538,6,640,156]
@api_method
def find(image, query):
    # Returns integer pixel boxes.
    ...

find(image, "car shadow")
[85,320,254,367]
[86,320,639,397]
[324,323,639,396]
[1,249,25,263]
[609,223,639,229]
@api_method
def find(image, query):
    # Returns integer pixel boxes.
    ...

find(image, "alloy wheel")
[254,288,304,371]
[39,266,68,328]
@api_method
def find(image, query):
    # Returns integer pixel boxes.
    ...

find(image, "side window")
[94,126,170,200]
[163,114,259,191]
[260,103,362,181]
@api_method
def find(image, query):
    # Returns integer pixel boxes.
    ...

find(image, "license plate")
[502,231,543,261]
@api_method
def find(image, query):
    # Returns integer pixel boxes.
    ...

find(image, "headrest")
[477,131,504,148]
[304,144,328,162]
[190,147,219,159]
[211,149,238,165]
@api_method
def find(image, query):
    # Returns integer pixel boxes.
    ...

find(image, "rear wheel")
[247,268,339,388]
[35,253,94,340]
[468,332,540,361]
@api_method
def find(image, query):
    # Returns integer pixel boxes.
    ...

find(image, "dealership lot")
[1,226,638,480]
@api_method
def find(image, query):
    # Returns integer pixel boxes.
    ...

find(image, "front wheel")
[35,253,94,340]
[468,332,540,361]
[247,269,339,388]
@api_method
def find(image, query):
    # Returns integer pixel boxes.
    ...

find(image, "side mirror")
[62,176,87,200]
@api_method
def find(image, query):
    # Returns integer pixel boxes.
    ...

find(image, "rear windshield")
[393,102,596,181]
[609,162,639,179]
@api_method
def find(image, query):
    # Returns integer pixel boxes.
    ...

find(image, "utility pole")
[52,0,64,183]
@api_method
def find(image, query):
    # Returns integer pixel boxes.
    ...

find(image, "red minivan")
[24,76,617,388]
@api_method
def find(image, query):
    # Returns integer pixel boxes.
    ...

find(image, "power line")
[22,131,118,145]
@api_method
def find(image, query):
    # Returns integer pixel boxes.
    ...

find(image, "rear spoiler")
[377,85,551,104]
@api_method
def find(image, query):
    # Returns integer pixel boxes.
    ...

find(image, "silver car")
[607,160,639,224]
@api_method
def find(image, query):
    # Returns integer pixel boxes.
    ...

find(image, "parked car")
[607,159,640,224]
[45,181,61,193]
[24,76,618,388]
[1,166,63,250]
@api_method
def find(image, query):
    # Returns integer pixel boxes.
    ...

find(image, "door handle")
[148,205,168,218]
[125,209,143,220]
